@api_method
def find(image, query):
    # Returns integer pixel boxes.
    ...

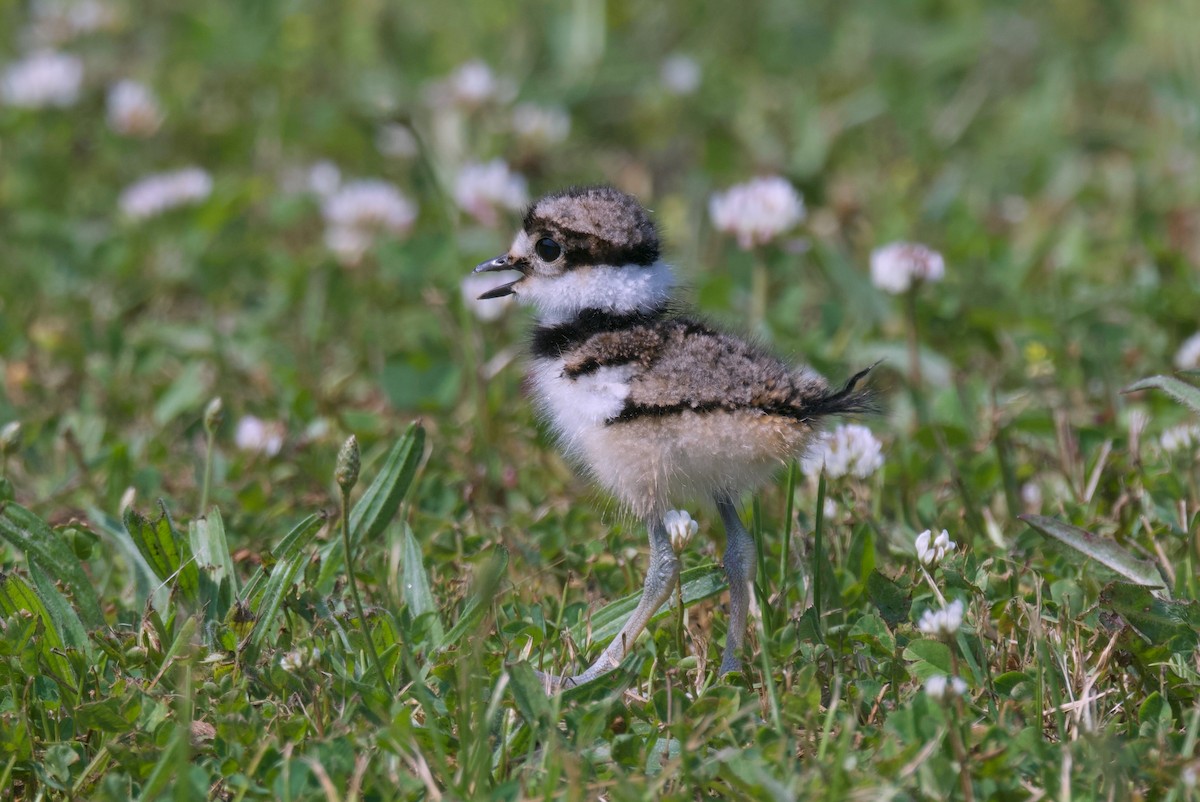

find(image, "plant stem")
[200,427,215,517]
[341,484,392,697]
[813,472,827,630]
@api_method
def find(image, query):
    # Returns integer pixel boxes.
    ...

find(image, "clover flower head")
[511,103,571,147]
[320,179,417,266]
[709,176,805,249]
[660,54,701,95]
[234,416,285,457]
[1174,332,1200,371]
[801,423,883,480]
[917,599,965,637]
[915,528,956,567]
[461,273,515,322]
[454,159,528,228]
[663,509,699,555]
[925,674,967,700]
[1,50,83,108]
[107,80,163,137]
[118,168,212,221]
[870,242,945,294]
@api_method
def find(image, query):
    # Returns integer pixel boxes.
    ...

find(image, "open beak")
[472,253,526,299]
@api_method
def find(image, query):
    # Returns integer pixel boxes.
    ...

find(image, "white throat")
[518,260,675,324]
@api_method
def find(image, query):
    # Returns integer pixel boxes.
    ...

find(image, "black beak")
[472,253,526,299]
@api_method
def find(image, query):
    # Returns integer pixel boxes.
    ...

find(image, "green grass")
[2,0,1200,798]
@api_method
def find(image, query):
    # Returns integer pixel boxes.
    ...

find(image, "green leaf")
[0,572,74,686]
[401,522,443,642]
[0,502,104,628]
[1125,374,1200,416]
[866,570,911,629]
[1099,582,1200,653]
[123,502,201,606]
[507,661,552,726]
[152,361,209,426]
[249,518,324,648]
[902,638,964,681]
[573,565,727,647]
[240,513,328,605]
[318,423,424,587]
[434,547,508,653]
[189,508,236,622]
[29,563,91,657]
[1019,515,1165,593]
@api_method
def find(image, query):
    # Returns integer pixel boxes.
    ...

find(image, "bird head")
[472,186,673,322]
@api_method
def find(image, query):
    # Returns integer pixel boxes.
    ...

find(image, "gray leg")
[538,516,680,692]
[716,495,757,675]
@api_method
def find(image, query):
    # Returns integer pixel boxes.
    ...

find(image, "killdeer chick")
[473,186,872,688]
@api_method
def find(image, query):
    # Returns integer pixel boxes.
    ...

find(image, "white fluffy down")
[518,261,674,324]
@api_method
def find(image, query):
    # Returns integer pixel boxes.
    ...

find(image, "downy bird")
[473,186,872,688]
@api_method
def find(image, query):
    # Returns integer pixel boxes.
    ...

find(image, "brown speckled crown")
[523,186,661,268]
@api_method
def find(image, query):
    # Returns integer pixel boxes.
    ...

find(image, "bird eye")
[535,237,562,262]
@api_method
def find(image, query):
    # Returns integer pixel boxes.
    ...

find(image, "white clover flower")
[106,80,163,137]
[320,179,417,266]
[234,415,285,457]
[822,497,838,521]
[1174,332,1200,371]
[27,0,117,45]
[511,103,570,147]
[1,50,83,108]
[925,674,967,700]
[280,646,320,673]
[461,273,515,322]
[1161,424,1200,454]
[660,54,701,95]
[801,423,883,480]
[430,60,515,109]
[663,509,699,555]
[869,242,945,294]
[915,528,957,567]
[118,168,212,221]
[917,599,965,637]
[709,176,805,249]
[376,123,418,159]
[454,159,528,228]
[1020,481,1042,512]
[306,160,341,198]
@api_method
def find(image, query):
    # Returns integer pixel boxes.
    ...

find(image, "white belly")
[528,357,633,461]
[529,358,813,517]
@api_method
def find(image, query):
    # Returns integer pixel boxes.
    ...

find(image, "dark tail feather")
[807,361,881,418]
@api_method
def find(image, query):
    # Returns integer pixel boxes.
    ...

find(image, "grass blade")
[0,502,104,628]
[572,564,727,646]
[248,518,324,648]
[1125,374,1200,416]
[1019,514,1166,593]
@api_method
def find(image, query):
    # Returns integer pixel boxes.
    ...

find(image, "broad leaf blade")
[318,424,424,587]
[123,502,201,606]
[248,518,324,648]
[1020,514,1166,593]
[573,564,727,646]
[1125,375,1200,416]
[401,522,443,642]
[0,502,104,628]
[1100,582,1200,653]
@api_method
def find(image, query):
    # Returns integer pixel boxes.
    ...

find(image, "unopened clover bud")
[0,421,20,456]
[203,397,224,435]
[336,435,360,492]
[664,509,698,555]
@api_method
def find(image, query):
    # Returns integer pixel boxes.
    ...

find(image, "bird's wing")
[615,320,829,421]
